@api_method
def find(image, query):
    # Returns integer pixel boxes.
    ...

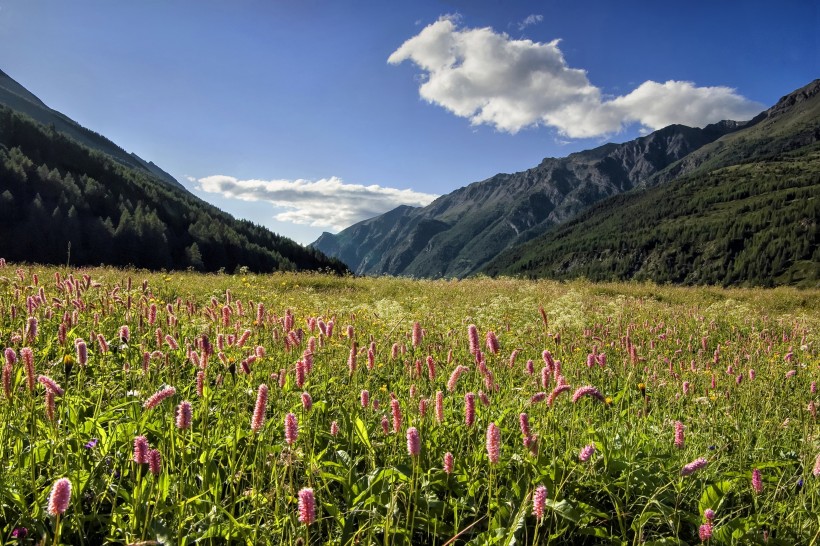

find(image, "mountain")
[0,69,182,189]
[0,69,348,274]
[483,80,820,287]
[312,114,748,278]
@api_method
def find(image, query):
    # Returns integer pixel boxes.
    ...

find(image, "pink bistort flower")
[443,452,454,474]
[406,427,420,457]
[298,488,316,525]
[284,413,298,445]
[143,386,176,409]
[681,457,708,476]
[579,444,596,462]
[47,478,72,517]
[486,422,501,465]
[175,400,192,430]
[532,485,547,520]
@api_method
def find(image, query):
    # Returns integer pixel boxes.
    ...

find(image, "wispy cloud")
[518,14,543,30]
[389,16,763,137]
[195,175,439,231]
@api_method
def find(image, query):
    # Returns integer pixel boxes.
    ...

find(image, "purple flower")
[572,385,604,403]
[752,468,763,494]
[681,457,708,476]
[579,444,596,462]
[704,508,716,522]
[11,527,28,538]
[84,438,99,449]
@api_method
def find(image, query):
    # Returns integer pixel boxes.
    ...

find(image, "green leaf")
[546,499,582,524]
[353,417,372,451]
[699,480,733,515]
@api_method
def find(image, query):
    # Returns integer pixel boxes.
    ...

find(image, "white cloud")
[518,14,543,30]
[388,17,764,138]
[196,175,439,231]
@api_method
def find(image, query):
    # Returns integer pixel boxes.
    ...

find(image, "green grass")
[1,263,819,545]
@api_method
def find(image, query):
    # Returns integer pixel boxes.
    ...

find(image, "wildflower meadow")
[0,261,818,545]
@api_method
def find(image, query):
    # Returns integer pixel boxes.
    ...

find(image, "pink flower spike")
[391,398,402,433]
[298,487,316,525]
[406,427,421,457]
[175,400,192,430]
[251,384,268,432]
[467,324,479,355]
[447,365,469,392]
[704,508,716,522]
[465,393,476,427]
[412,321,422,348]
[571,385,604,403]
[547,384,572,406]
[301,392,313,411]
[486,422,501,465]
[148,449,162,476]
[529,392,547,404]
[579,444,596,462]
[38,375,65,396]
[133,435,149,464]
[752,468,763,494]
[47,478,72,517]
[21,347,35,392]
[143,386,176,409]
[435,391,444,423]
[681,457,708,476]
[443,452,454,474]
[519,413,531,439]
[485,330,500,355]
[674,421,685,449]
[699,523,713,542]
[532,485,548,520]
[4,347,16,367]
[284,412,298,445]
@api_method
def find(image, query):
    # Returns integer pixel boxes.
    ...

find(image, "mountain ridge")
[313,113,747,277]
[0,68,183,189]
[483,79,820,286]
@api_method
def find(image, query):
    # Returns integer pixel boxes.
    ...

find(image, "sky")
[0,0,816,244]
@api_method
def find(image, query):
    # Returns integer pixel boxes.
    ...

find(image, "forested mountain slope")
[0,105,347,274]
[484,80,820,287]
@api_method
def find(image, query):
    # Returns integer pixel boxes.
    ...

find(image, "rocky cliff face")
[313,121,744,277]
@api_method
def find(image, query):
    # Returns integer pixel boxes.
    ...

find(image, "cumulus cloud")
[518,14,543,30]
[388,17,764,137]
[196,175,439,231]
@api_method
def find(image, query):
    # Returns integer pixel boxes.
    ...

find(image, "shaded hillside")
[0,68,182,189]
[484,81,820,287]
[0,105,348,274]
[313,122,743,277]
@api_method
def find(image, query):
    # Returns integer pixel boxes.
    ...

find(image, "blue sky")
[0,1,816,244]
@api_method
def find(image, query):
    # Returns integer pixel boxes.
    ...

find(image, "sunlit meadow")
[1,260,818,545]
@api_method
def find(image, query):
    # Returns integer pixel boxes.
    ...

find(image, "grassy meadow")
[1,262,819,545]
